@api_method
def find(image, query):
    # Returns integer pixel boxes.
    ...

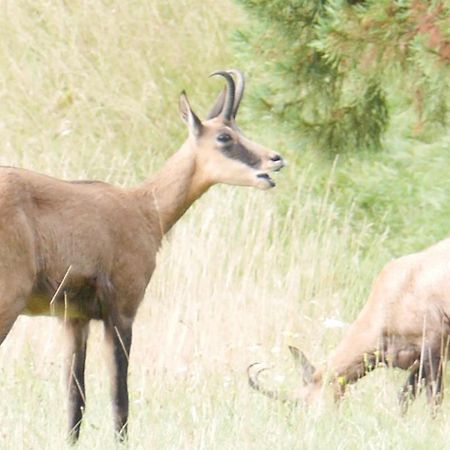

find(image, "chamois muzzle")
[255,152,285,188]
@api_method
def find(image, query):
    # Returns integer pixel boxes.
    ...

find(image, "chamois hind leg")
[0,214,36,345]
[0,282,29,345]
[104,314,133,441]
[399,350,444,416]
[422,349,444,415]
[398,362,420,415]
[0,304,23,345]
[65,318,89,443]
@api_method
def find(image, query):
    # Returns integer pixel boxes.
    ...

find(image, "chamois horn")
[227,69,245,118]
[247,362,298,404]
[209,70,236,122]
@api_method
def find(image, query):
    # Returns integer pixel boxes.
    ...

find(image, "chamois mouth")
[272,163,284,172]
[257,173,276,188]
[271,160,285,172]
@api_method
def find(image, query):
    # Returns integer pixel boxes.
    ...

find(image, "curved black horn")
[209,71,235,121]
[227,69,245,118]
[247,363,298,404]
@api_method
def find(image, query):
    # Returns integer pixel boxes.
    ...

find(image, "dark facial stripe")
[220,141,261,168]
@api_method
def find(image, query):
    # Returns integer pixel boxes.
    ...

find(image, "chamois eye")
[216,133,232,144]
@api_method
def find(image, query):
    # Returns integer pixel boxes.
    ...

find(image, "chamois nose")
[269,153,285,172]
[270,154,282,162]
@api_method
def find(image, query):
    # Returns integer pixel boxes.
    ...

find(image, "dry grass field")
[1,1,450,449]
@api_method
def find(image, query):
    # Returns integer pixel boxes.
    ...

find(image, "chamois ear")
[179,91,203,137]
[289,345,316,384]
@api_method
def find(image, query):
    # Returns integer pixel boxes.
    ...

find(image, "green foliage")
[235,0,449,154]
[273,109,450,262]
[333,132,450,256]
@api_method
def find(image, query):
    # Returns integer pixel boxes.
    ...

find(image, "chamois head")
[179,70,285,190]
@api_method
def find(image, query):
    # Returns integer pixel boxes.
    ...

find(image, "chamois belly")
[383,336,420,369]
[23,276,107,320]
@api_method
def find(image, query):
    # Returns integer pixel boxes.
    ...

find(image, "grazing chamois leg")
[104,315,133,441]
[399,362,420,414]
[65,318,89,442]
[324,317,382,400]
[399,348,444,415]
[422,349,444,415]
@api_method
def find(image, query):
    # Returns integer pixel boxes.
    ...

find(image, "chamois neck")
[132,142,211,235]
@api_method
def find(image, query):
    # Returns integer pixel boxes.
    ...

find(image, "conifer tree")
[236,0,449,153]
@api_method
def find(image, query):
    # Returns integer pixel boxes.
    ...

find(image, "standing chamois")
[249,237,450,413]
[0,70,285,441]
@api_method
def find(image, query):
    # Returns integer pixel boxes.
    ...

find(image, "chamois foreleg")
[104,315,133,441]
[326,318,382,400]
[65,318,89,442]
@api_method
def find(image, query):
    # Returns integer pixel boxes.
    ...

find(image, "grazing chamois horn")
[247,346,316,404]
[247,363,297,404]
[209,70,235,121]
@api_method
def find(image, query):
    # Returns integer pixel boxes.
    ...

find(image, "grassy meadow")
[1,1,450,449]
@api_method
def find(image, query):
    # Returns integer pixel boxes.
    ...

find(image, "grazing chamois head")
[179,70,284,191]
[249,237,450,414]
[0,69,284,443]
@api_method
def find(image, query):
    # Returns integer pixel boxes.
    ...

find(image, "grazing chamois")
[0,70,285,441]
[248,237,450,413]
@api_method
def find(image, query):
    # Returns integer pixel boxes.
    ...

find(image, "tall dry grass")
[1,1,450,449]
[0,168,388,449]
